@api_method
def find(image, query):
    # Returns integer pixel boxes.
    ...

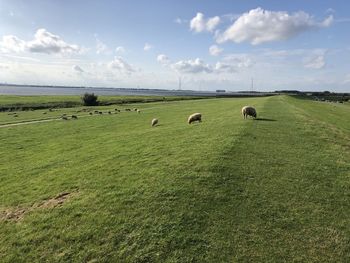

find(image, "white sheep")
[151,118,158,127]
[137,110,141,113]
[241,106,257,119]
[188,113,202,124]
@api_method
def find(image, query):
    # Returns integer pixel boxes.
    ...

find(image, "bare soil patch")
[0,191,77,222]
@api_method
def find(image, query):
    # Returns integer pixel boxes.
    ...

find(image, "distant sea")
[0,85,270,97]
[0,85,224,97]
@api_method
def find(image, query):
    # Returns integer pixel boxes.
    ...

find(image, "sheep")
[125,109,131,111]
[71,115,78,119]
[188,113,202,124]
[99,111,103,114]
[89,112,93,115]
[115,108,118,111]
[108,111,112,114]
[94,110,99,114]
[151,118,158,127]
[241,106,257,119]
[134,108,138,111]
[137,110,141,113]
[62,116,68,120]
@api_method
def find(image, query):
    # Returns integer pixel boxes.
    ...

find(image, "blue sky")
[0,0,349,91]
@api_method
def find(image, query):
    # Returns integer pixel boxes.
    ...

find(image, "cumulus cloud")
[115,46,125,53]
[144,43,153,51]
[0,35,26,53]
[304,55,326,69]
[216,7,333,45]
[72,65,84,73]
[171,58,212,74]
[214,62,236,73]
[0,29,81,55]
[209,45,223,56]
[108,56,135,74]
[157,54,171,65]
[190,12,220,32]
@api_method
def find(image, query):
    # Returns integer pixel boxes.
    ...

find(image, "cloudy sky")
[0,0,349,91]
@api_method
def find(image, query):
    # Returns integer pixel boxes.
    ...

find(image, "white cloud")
[144,43,153,51]
[115,46,125,53]
[174,18,188,24]
[209,45,223,56]
[171,58,212,74]
[96,38,108,54]
[0,29,81,55]
[304,55,326,69]
[190,12,220,32]
[72,65,84,73]
[223,54,254,68]
[108,56,135,74]
[216,7,333,45]
[214,62,236,73]
[0,35,26,53]
[157,54,171,65]
[27,29,81,54]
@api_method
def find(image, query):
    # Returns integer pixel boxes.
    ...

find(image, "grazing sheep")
[89,112,93,115]
[241,106,257,119]
[125,109,131,111]
[62,116,68,120]
[108,111,112,114]
[137,110,141,113]
[14,114,18,117]
[188,113,202,124]
[151,118,158,127]
[99,111,103,114]
[94,110,99,114]
[134,108,138,111]
[71,115,78,119]
[115,109,118,111]
[43,112,47,114]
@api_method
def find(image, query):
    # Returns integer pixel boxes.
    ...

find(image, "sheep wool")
[188,113,202,124]
[151,118,158,127]
[242,106,257,119]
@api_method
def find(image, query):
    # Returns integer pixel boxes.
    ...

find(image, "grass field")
[0,95,349,262]
[0,95,204,111]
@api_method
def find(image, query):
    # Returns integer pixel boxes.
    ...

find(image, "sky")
[0,0,350,92]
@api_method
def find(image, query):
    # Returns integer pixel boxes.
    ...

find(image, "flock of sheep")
[7,105,257,125]
[151,105,257,127]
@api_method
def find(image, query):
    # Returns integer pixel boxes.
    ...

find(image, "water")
[0,85,268,97]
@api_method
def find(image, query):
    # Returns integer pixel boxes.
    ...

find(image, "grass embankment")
[0,95,205,111]
[0,96,349,262]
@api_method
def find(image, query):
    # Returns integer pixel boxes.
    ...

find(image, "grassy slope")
[0,96,349,262]
[0,95,203,111]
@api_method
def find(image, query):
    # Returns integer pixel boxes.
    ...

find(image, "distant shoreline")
[0,84,274,97]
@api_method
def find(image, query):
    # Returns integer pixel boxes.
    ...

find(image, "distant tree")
[81,93,99,106]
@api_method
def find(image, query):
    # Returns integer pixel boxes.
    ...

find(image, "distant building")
[216,89,226,93]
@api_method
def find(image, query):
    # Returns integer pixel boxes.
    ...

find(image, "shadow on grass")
[255,118,277,122]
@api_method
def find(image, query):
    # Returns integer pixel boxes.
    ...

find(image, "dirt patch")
[0,208,27,221]
[35,192,73,209]
[0,191,77,222]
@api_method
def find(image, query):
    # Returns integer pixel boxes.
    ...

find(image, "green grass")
[0,95,205,111]
[0,95,349,262]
